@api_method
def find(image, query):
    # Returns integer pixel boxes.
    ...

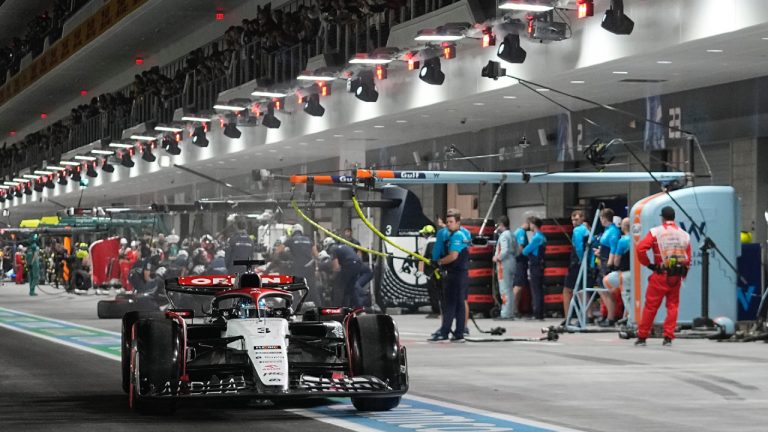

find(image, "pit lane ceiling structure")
[4,0,768,218]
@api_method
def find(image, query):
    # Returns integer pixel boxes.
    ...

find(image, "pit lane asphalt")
[2,282,768,431]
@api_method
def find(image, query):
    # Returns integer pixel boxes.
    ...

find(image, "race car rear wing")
[165,275,237,296]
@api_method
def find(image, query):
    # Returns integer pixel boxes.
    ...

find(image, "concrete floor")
[1,281,767,431]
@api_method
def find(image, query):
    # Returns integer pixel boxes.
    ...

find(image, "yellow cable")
[290,199,388,258]
[351,195,440,280]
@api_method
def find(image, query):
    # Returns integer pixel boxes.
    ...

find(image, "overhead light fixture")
[297,73,336,81]
[154,125,184,133]
[251,90,288,98]
[60,161,81,166]
[44,176,55,189]
[22,175,39,180]
[70,168,82,181]
[302,93,325,117]
[213,104,247,112]
[109,142,134,149]
[223,113,242,139]
[192,125,209,147]
[498,0,554,12]
[130,135,157,141]
[497,34,527,63]
[419,57,445,85]
[4,181,20,186]
[34,170,55,175]
[24,184,32,195]
[86,162,98,177]
[601,0,634,35]
[90,149,115,156]
[102,158,115,173]
[481,60,507,80]
[0,185,9,189]
[44,166,65,171]
[33,180,44,193]
[415,28,465,41]
[577,0,594,18]
[120,150,135,168]
[141,143,156,162]
[161,135,181,155]
[57,172,68,185]
[74,155,97,161]
[261,102,281,129]
[352,71,378,102]
[348,54,393,64]
[181,115,212,122]
[15,187,22,198]
[13,178,29,183]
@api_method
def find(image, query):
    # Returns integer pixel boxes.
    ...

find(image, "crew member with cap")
[281,223,319,304]
[428,209,471,343]
[329,240,368,307]
[635,206,691,346]
[563,210,592,321]
[523,217,547,320]
[601,218,631,327]
[511,218,530,316]
[493,215,517,319]
[226,217,254,273]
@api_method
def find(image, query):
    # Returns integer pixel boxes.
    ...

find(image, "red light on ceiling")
[80,90,88,96]
[135,57,144,65]
[482,33,496,47]
[9,131,16,137]
[319,83,330,96]
[408,59,419,71]
[375,64,387,80]
[443,45,456,59]
[175,132,182,142]
[273,98,282,110]
[215,10,225,20]
[527,17,534,36]
[577,0,594,18]
[40,113,47,119]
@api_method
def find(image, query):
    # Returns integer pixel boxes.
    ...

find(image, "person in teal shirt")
[26,236,41,296]
[523,217,547,320]
[511,219,530,316]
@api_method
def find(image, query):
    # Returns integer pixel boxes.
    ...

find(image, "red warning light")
[9,131,16,137]
[577,0,594,18]
[375,65,387,80]
[482,33,496,48]
[40,113,47,119]
[273,98,282,110]
[408,59,419,71]
[135,57,144,65]
[80,90,88,97]
[175,132,181,142]
[443,45,456,60]
[215,10,225,21]
[319,83,331,96]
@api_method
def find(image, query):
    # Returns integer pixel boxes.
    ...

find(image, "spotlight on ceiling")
[303,93,325,117]
[141,143,156,162]
[33,180,44,193]
[497,34,527,63]
[602,0,634,35]
[353,70,378,102]
[58,172,68,185]
[223,113,242,139]
[15,187,23,198]
[120,150,135,168]
[24,184,32,195]
[102,158,115,173]
[498,0,554,12]
[192,125,209,147]
[71,167,82,182]
[261,102,281,129]
[161,135,181,155]
[45,176,55,189]
[419,57,445,85]
[481,60,507,80]
[86,162,98,178]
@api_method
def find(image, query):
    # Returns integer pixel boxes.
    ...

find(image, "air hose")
[351,193,440,280]
[290,199,387,258]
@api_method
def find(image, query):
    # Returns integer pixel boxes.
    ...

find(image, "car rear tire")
[129,317,179,413]
[122,311,165,393]
[348,314,405,411]
[97,300,124,319]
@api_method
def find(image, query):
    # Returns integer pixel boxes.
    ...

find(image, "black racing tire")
[349,314,405,412]
[97,300,125,319]
[128,317,179,414]
[122,311,165,393]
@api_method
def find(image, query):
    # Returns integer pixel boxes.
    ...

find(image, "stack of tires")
[541,218,573,317]
[461,218,496,317]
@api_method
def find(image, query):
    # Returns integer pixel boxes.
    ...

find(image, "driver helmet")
[322,237,336,248]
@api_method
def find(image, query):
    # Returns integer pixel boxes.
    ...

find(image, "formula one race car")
[121,265,408,413]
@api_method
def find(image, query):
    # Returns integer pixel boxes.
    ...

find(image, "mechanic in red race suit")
[635,206,691,347]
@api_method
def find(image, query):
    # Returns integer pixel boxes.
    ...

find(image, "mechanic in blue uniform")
[281,224,319,304]
[330,242,367,307]
[428,209,471,343]
[523,217,547,320]
[511,218,530,317]
[431,210,472,336]
[562,210,593,319]
[597,208,620,284]
[601,217,631,326]
[226,217,254,273]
